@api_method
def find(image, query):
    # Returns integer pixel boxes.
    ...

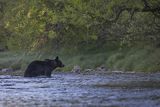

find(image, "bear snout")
[61,64,65,67]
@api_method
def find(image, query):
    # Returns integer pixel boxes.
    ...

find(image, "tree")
[1,0,160,50]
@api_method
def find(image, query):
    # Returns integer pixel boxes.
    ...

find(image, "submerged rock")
[71,65,81,73]
[112,71,124,73]
[84,69,95,72]
[1,68,14,72]
[96,65,107,72]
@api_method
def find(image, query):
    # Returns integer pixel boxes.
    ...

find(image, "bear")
[24,56,64,77]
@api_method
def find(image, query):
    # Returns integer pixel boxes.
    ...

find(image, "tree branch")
[110,6,160,22]
[142,0,150,9]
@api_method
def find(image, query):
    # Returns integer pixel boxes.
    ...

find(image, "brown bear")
[24,56,64,77]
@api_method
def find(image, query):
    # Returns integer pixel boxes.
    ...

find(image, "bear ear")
[55,56,59,61]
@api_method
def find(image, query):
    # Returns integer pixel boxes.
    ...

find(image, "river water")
[0,72,160,107]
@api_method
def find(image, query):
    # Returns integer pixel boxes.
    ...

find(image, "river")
[0,72,160,107]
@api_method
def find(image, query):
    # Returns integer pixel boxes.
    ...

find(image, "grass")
[0,45,160,76]
[106,46,160,72]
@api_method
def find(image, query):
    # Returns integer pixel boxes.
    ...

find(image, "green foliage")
[0,0,159,50]
[0,0,160,73]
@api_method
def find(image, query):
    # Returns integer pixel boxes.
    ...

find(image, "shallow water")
[0,72,160,107]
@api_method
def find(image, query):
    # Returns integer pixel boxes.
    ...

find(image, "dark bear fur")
[24,56,64,77]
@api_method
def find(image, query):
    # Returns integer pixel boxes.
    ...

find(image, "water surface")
[0,72,160,107]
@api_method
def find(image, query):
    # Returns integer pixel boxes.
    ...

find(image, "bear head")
[45,56,65,68]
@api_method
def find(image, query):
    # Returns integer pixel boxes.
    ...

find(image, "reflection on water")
[0,72,160,107]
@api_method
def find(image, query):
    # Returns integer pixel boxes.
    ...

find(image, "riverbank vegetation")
[0,45,160,75]
[0,0,160,74]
